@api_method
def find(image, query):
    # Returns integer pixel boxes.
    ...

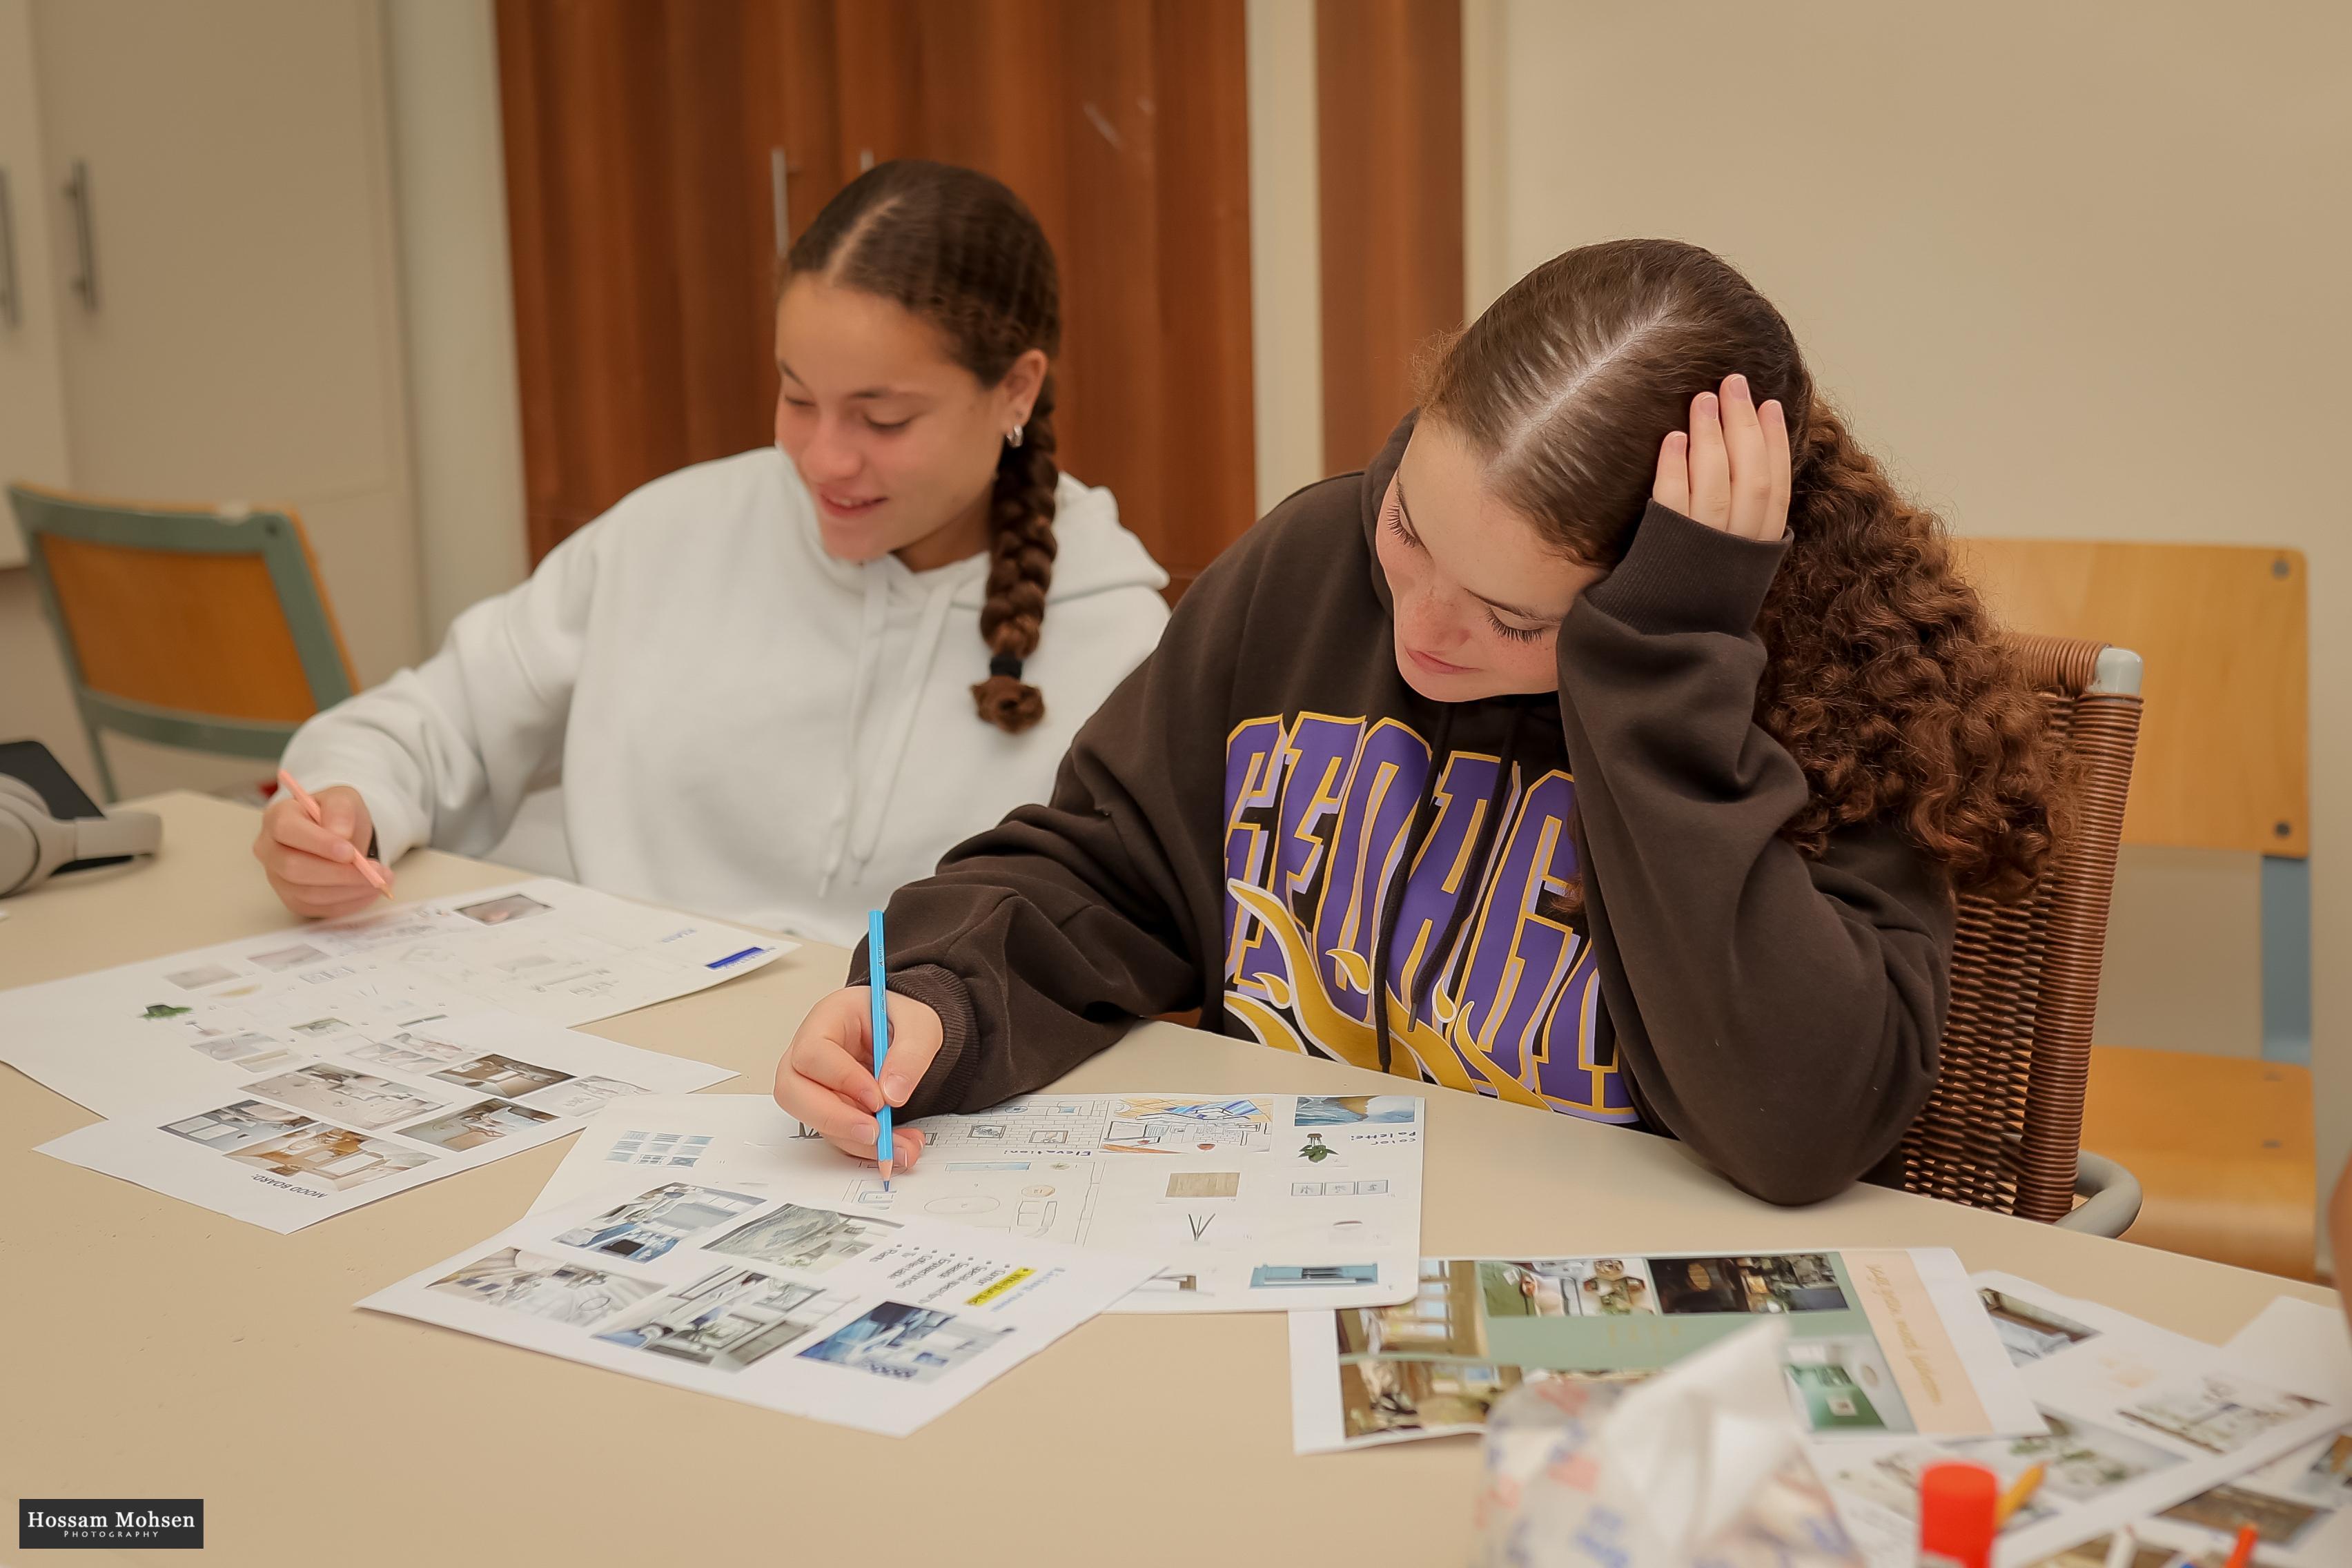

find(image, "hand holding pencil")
[251,770,393,919]
[773,976,935,1177]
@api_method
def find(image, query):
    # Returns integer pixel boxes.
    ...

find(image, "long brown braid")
[785,160,1061,733]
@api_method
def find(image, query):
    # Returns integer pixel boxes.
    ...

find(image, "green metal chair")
[7,484,358,801]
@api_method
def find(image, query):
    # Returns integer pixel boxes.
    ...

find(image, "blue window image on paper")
[1250,1263,1380,1288]
[796,1301,1012,1384]
[1294,1095,1418,1126]
[551,1182,763,1264]
[1156,1099,1261,1121]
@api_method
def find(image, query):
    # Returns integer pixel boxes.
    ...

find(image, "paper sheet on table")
[1817,1272,2349,1568]
[531,1090,1424,1312]
[362,1171,1158,1437]
[2030,1294,2352,1568]
[1287,1248,2037,1456]
[35,1012,734,1231]
[0,877,787,1117]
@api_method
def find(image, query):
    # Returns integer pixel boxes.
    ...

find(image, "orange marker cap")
[1918,1461,1999,1568]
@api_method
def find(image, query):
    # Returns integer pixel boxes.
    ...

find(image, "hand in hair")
[1652,373,1792,542]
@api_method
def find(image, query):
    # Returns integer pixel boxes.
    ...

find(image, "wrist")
[845,948,979,1119]
[885,965,978,1118]
[1582,499,1790,638]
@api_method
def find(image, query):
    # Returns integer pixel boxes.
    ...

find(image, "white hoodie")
[282,447,1170,943]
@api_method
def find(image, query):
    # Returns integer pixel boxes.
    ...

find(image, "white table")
[1,794,2335,1565]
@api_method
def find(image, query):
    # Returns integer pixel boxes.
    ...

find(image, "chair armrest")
[2056,1151,2142,1237]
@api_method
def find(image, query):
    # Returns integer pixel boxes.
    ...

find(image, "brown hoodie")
[856,414,1953,1206]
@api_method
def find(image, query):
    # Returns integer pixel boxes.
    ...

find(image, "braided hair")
[785,161,1061,734]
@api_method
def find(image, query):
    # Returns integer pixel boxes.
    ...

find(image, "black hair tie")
[990,653,1024,680]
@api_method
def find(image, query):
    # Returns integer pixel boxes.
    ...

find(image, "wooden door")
[1317,0,1462,476]
[496,0,1257,596]
[495,0,780,562]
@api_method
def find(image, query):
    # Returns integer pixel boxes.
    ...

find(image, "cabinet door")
[0,0,70,566]
[30,0,421,679]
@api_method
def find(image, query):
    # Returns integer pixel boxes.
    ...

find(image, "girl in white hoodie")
[255,161,1170,943]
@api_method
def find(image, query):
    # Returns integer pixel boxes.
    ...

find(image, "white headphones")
[0,776,162,897]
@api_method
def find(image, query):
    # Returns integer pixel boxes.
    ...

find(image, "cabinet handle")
[63,158,97,311]
[770,148,793,259]
[0,168,18,328]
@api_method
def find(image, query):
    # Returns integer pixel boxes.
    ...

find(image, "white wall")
[1484,0,2351,1249]
[0,0,530,804]
[383,0,528,643]
[0,0,84,781]
[0,0,424,801]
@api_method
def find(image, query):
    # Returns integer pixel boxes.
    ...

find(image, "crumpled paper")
[1471,1319,1863,1568]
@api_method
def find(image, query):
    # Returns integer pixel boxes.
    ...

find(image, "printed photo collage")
[2032,1295,2352,1568]
[1324,1251,1901,1447]
[533,1091,1430,1315]
[38,987,735,1232]
[2135,1427,2352,1561]
[362,1175,1162,1435]
[435,1183,962,1380]
[4,875,784,1131]
[153,1017,649,1199]
[1816,1276,2347,1568]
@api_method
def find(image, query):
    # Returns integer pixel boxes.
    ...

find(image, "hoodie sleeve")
[280,522,596,864]
[851,540,1253,1121]
[1558,500,1952,1206]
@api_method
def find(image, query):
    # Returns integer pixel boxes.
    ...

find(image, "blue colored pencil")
[868,909,894,1190]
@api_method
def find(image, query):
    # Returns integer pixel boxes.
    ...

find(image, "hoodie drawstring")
[1370,702,1528,1076]
[843,575,963,878]
[817,569,894,896]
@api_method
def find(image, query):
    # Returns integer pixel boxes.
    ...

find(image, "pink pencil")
[276,768,392,900]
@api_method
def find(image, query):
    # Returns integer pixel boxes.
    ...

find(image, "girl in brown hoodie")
[773,239,2062,1206]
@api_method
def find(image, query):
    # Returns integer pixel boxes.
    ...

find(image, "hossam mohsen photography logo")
[20,1499,203,1549]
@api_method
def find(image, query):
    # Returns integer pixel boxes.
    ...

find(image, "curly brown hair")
[785,159,1061,734]
[1424,239,2059,899]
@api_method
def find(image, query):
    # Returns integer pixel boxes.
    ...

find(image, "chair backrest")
[6,483,357,801]
[1895,634,2144,1222]
[1952,538,2305,857]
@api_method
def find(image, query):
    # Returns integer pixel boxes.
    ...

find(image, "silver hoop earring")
[1006,424,1025,449]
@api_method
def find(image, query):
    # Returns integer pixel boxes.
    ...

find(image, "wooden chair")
[1895,634,2146,1231]
[6,484,357,802]
[1954,539,2315,1276]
